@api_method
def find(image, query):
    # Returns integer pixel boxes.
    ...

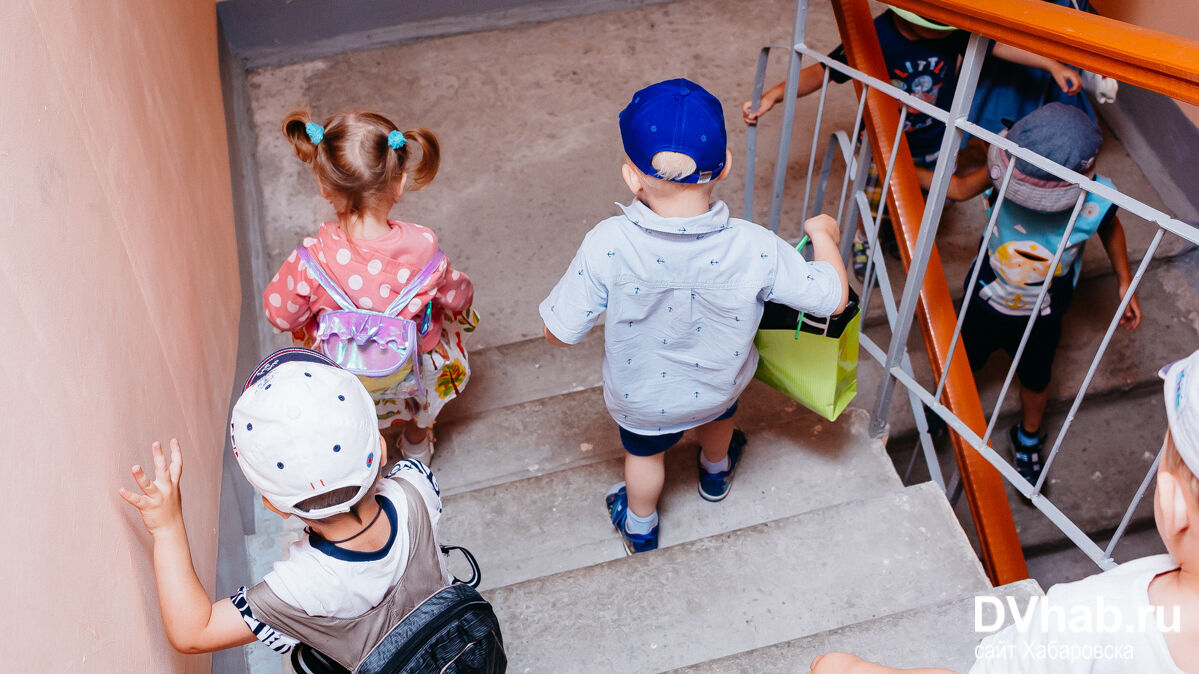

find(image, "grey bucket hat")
[986,102,1103,213]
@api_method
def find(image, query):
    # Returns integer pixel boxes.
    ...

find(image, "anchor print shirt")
[540,199,843,435]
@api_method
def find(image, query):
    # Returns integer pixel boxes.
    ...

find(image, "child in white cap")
[119,347,449,669]
[809,349,1199,672]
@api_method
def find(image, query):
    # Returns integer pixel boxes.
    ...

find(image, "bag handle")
[296,247,358,312]
[793,235,811,340]
[383,250,446,318]
[440,544,482,588]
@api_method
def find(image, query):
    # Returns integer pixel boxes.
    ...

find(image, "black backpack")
[290,546,506,674]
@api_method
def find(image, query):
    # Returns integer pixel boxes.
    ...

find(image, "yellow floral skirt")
[373,309,478,430]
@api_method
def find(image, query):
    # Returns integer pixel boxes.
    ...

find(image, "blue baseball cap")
[619,78,727,184]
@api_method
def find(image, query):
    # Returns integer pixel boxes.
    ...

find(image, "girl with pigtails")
[263,110,478,465]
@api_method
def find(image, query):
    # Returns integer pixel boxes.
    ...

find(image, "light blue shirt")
[540,199,843,435]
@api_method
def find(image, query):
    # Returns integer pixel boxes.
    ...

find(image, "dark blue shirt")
[828,10,970,158]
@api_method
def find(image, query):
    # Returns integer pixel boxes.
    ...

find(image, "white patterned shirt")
[540,199,842,435]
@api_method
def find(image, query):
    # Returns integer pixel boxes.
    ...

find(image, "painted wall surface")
[1091,0,1199,126]
[0,1,239,671]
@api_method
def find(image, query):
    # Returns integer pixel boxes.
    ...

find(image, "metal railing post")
[869,32,991,438]
[767,0,811,233]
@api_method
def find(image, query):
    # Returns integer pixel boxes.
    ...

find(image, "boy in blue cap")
[540,78,849,553]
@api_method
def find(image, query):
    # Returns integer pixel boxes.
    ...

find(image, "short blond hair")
[651,151,697,181]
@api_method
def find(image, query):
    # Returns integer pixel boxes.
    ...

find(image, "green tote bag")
[754,237,861,421]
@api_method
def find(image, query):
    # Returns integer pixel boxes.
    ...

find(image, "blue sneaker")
[697,429,747,502]
[605,482,658,554]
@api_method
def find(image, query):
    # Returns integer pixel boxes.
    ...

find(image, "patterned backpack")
[296,247,444,394]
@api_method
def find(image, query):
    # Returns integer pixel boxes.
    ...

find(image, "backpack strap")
[295,247,358,312]
[383,250,446,318]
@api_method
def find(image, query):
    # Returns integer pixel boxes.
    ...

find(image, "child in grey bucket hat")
[962,102,1142,490]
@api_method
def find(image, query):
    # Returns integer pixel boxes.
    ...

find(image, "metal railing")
[746,0,1199,584]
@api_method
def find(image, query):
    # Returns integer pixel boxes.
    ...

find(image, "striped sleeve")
[231,586,301,654]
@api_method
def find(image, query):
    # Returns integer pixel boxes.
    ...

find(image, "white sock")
[624,508,658,535]
[700,454,730,474]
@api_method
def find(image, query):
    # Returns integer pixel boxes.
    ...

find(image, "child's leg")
[625,452,666,518]
[1019,385,1050,434]
[697,416,736,464]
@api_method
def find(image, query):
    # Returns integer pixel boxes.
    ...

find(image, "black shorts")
[619,402,739,457]
[960,291,1062,393]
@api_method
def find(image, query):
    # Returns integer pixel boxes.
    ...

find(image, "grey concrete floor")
[241,0,1194,617]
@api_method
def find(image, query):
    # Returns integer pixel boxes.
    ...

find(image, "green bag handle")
[793,234,811,340]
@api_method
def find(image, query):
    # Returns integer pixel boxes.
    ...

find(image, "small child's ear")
[621,161,645,197]
[713,149,733,183]
[262,496,291,519]
[1156,470,1190,538]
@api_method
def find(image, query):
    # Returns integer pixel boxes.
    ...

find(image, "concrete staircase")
[242,334,1041,672]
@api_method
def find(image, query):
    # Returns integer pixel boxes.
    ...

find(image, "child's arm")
[543,324,570,347]
[805,214,850,315]
[120,440,257,653]
[1096,212,1142,329]
[434,260,474,317]
[915,165,992,202]
[990,44,1082,96]
[539,241,608,347]
[810,652,957,674]
[742,63,827,125]
[263,252,316,332]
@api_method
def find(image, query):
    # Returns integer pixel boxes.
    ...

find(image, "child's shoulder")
[1046,554,1177,605]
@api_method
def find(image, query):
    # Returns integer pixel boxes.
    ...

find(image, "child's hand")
[119,439,185,536]
[741,97,775,126]
[809,652,867,673]
[804,214,841,248]
[1051,63,1083,95]
[1118,283,1142,330]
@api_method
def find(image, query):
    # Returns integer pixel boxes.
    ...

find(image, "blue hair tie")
[388,130,406,149]
[305,122,324,145]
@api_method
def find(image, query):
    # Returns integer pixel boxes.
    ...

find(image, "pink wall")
[1091,0,1199,126]
[0,1,239,671]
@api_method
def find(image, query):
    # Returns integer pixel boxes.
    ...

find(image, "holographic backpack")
[296,247,443,394]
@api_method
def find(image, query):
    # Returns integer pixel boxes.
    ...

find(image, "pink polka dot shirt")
[263,221,474,353]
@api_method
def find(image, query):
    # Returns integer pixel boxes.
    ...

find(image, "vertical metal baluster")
[870,33,991,438]
[1034,228,1164,494]
[860,106,908,315]
[840,141,873,262]
[802,68,833,222]
[744,46,773,221]
[933,158,1016,401]
[1105,447,1164,559]
[834,92,869,227]
[769,0,811,234]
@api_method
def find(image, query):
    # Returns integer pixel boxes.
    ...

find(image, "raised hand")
[119,439,185,535]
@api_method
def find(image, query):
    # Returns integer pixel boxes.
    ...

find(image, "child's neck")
[306,497,392,552]
[640,189,713,219]
[341,208,394,241]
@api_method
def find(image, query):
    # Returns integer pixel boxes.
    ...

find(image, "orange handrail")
[830,0,1029,585]
[888,0,1199,106]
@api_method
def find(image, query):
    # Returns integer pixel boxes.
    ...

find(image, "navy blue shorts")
[619,402,739,457]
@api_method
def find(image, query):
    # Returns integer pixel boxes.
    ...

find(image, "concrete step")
[671,579,1043,673]
[440,407,900,591]
[483,482,990,672]
[432,378,865,497]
